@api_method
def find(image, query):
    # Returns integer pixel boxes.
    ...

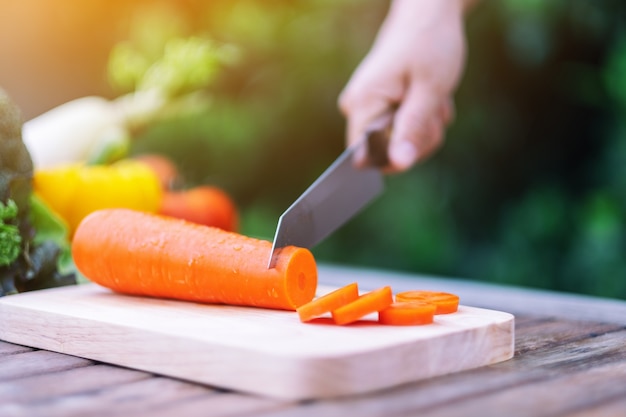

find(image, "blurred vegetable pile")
[0,8,242,295]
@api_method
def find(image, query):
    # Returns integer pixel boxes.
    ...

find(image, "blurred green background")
[2,0,625,299]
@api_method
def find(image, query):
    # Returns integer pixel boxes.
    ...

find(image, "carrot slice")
[331,286,393,325]
[72,208,317,311]
[394,291,460,314]
[378,301,437,325]
[297,283,359,322]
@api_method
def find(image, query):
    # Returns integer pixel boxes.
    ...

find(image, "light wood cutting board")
[0,284,514,400]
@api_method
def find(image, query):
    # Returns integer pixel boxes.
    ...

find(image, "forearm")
[384,0,477,28]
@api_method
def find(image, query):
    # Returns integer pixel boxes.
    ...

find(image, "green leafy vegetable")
[0,199,21,266]
[30,194,75,277]
[0,88,76,296]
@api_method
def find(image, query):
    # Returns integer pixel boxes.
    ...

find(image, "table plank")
[504,330,626,371]
[141,393,291,417]
[513,317,624,355]
[0,340,33,356]
[0,350,93,380]
[0,364,150,403]
[567,396,626,417]
[0,376,219,417]
[409,361,626,417]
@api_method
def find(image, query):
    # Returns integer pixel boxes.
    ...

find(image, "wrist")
[387,0,477,17]
[461,0,480,13]
[384,0,465,30]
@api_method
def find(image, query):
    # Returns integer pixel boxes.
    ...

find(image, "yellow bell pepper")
[33,160,162,236]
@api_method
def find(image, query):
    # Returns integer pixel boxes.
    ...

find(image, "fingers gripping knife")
[268,112,393,268]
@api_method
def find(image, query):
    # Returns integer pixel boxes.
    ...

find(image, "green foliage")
[116,0,626,299]
[424,0,626,298]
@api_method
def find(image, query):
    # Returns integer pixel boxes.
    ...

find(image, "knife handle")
[358,110,394,169]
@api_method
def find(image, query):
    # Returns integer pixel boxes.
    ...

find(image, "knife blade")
[267,112,392,268]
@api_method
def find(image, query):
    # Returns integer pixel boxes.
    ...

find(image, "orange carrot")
[395,291,460,314]
[378,301,437,325]
[72,208,317,311]
[331,286,393,325]
[297,282,359,322]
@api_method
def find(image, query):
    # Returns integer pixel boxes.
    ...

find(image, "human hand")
[339,0,471,172]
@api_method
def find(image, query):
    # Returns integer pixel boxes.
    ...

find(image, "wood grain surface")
[2,265,625,417]
[0,283,514,400]
[1,316,625,417]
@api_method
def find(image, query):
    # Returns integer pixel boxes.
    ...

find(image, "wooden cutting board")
[0,284,514,400]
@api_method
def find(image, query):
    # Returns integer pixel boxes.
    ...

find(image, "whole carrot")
[72,208,317,310]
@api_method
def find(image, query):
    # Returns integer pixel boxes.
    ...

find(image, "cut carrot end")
[297,282,359,322]
[280,246,318,309]
[378,301,436,326]
[331,286,393,325]
[395,291,460,315]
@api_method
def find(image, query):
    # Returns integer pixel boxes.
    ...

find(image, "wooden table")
[2,264,626,417]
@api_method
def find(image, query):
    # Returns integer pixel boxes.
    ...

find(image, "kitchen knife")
[268,112,392,268]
